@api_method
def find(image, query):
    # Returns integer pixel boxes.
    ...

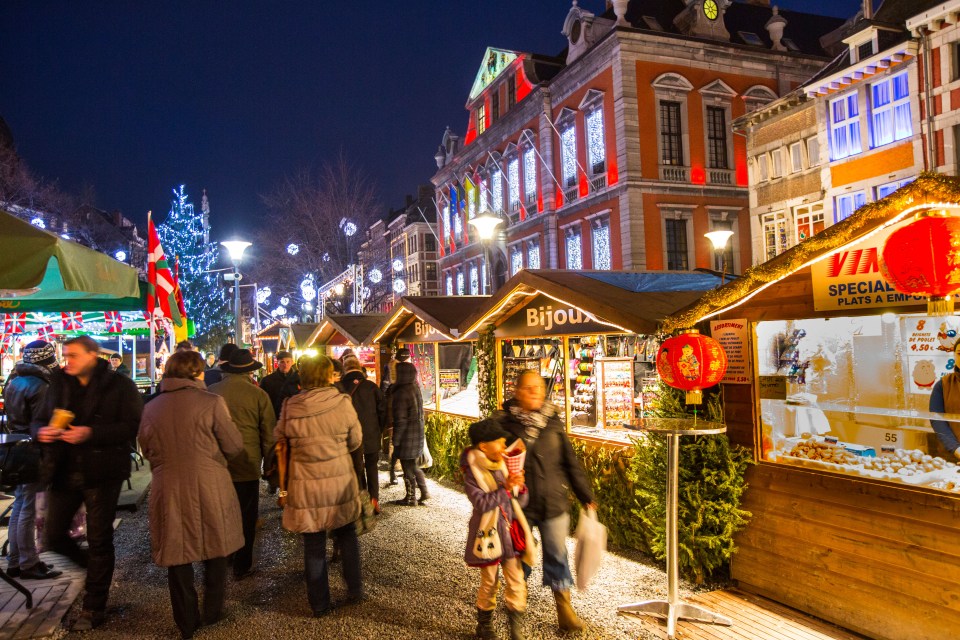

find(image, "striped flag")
[38,324,56,341]
[147,212,183,330]
[104,311,123,333]
[61,311,83,331]
[3,313,25,334]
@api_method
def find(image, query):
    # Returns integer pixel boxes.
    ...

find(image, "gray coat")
[139,378,245,567]
[275,386,362,534]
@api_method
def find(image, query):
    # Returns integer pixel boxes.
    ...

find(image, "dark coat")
[34,358,143,489]
[204,366,224,386]
[2,363,52,433]
[114,363,131,378]
[391,362,423,460]
[260,369,297,417]
[208,373,276,482]
[497,399,594,521]
[341,370,387,454]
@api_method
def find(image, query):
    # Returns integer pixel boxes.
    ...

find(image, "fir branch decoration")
[477,324,497,418]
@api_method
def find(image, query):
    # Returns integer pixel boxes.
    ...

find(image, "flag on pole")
[3,313,25,334]
[146,212,184,331]
[38,324,56,341]
[61,312,83,331]
[105,311,123,334]
[172,258,189,343]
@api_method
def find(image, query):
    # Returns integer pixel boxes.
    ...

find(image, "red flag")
[3,313,25,334]
[147,212,178,323]
[61,311,83,331]
[105,311,123,333]
[38,324,56,341]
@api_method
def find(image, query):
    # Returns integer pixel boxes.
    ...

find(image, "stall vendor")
[928,338,960,460]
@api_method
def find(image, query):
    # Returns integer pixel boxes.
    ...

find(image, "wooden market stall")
[661,174,960,640]
[372,296,489,419]
[312,314,386,383]
[458,269,719,444]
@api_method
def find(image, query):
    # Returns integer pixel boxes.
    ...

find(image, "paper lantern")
[880,210,960,316]
[656,330,727,404]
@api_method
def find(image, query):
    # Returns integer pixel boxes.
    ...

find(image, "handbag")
[474,508,502,561]
[0,437,42,486]
[355,489,377,536]
[416,435,433,469]
[500,505,526,553]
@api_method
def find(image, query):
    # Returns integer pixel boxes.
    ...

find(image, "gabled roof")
[289,323,322,348]
[313,314,387,346]
[469,48,520,102]
[662,173,960,332]
[372,296,490,343]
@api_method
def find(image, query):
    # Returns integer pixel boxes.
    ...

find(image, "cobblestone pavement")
[56,473,709,639]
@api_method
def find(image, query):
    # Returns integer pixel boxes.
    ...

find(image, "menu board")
[439,369,461,395]
[710,319,751,384]
[902,316,960,395]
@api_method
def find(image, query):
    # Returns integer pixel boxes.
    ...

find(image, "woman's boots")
[475,608,498,640]
[506,609,526,640]
[403,477,418,506]
[416,476,430,505]
[553,589,584,631]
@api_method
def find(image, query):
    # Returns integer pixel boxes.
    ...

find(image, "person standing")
[275,355,364,616]
[340,356,387,513]
[108,353,131,378]
[140,351,245,639]
[35,336,143,631]
[497,369,596,632]
[260,351,296,417]
[203,343,238,387]
[208,349,276,580]
[390,361,428,506]
[2,340,62,580]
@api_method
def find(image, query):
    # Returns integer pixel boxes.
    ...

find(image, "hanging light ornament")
[280,296,290,306]
[369,268,383,283]
[115,250,127,262]
[656,329,727,404]
[393,258,404,272]
[880,209,960,315]
[271,305,287,317]
[393,278,406,294]
[340,218,358,237]
[257,287,272,304]
[287,243,300,256]
[30,217,45,229]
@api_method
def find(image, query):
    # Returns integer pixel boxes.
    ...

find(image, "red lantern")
[656,329,727,404]
[880,210,960,316]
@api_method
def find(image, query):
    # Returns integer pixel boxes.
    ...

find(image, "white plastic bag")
[574,508,606,591]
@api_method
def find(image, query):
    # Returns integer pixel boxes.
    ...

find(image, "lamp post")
[704,230,734,285]
[221,240,252,345]
[469,210,503,294]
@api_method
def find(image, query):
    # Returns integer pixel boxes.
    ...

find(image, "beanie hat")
[468,418,513,446]
[23,340,57,369]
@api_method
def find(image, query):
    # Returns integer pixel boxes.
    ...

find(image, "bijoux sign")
[396,317,446,343]
[495,294,615,337]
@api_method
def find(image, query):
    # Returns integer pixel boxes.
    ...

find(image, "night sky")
[2,0,860,239]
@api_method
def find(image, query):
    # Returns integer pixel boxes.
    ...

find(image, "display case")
[596,357,635,426]
[756,315,960,494]
[569,337,600,427]
[502,356,540,400]
[408,343,437,407]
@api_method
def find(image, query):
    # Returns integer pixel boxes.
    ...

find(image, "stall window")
[829,92,862,160]
[469,263,479,295]
[592,219,612,270]
[565,227,583,269]
[761,211,789,260]
[665,218,689,270]
[870,71,911,148]
[527,238,541,269]
[794,203,824,242]
[835,191,866,223]
[510,244,523,275]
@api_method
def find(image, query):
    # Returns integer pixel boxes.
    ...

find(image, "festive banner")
[38,324,56,341]
[105,311,123,333]
[61,311,83,331]
[3,312,25,334]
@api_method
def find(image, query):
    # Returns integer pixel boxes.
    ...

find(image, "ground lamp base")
[618,600,732,638]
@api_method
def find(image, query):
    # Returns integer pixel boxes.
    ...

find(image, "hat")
[218,343,239,362]
[276,350,293,361]
[109,353,122,361]
[22,340,57,369]
[469,418,513,446]
[220,349,263,373]
[343,356,363,373]
[396,347,410,361]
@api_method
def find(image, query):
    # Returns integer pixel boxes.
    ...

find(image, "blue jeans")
[7,483,40,570]
[530,512,574,591]
[303,523,362,613]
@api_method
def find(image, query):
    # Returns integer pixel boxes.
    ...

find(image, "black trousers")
[231,481,259,576]
[45,482,123,612]
[363,452,380,502]
[399,458,426,494]
[167,556,228,638]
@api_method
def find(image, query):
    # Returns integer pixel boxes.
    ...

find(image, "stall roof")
[372,296,490,343]
[458,270,720,338]
[313,314,387,346]
[662,173,960,332]
[289,323,321,348]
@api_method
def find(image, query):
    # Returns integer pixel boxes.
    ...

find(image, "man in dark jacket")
[35,335,143,631]
[341,356,387,512]
[497,369,595,633]
[203,343,238,387]
[260,350,296,416]
[108,353,131,378]
[2,341,63,580]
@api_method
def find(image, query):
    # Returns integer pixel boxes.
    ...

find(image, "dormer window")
[846,27,879,63]
[858,41,875,61]
[739,31,763,46]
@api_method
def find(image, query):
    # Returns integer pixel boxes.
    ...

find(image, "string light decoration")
[31,217,45,229]
[369,268,383,284]
[115,250,127,262]
[392,258,404,272]
[566,230,582,270]
[256,287,272,304]
[287,243,300,256]
[661,173,960,332]
[393,278,406,294]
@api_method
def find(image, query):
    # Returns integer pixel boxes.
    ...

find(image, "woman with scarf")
[497,369,596,632]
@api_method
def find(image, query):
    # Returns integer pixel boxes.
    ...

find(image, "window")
[507,75,517,109]
[876,177,914,200]
[527,239,541,269]
[481,262,487,294]
[586,108,606,174]
[508,157,520,210]
[523,147,537,204]
[834,191,866,223]
[565,228,582,269]
[790,142,803,173]
[706,106,728,169]
[857,41,874,62]
[492,89,501,125]
[665,218,689,270]
[477,103,486,135]
[829,93,862,160]
[425,235,437,252]
[757,154,769,182]
[871,72,912,148]
[560,125,578,187]
[794,204,824,242]
[445,273,453,295]
[761,211,789,260]
[771,148,783,178]
[739,31,764,46]
[443,205,451,242]
[806,137,820,167]
[659,101,684,166]
[425,262,437,282]
[456,270,465,296]
[469,264,479,295]
[591,219,612,270]
[510,245,523,275]
[453,207,462,240]
[491,169,503,213]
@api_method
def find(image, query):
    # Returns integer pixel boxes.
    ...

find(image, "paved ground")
[55,472,709,639]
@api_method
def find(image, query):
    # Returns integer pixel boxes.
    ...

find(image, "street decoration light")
[704,230,734,285]
[880,209,960,315]
[287,243,299,256]
[656,329,728,405]
[469,210,503,294]
[221,240,252,344]
[115,250,127,262]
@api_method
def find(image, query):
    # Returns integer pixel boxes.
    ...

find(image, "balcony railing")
[660,166,690,182]
[563,187,579,204]
[708,168,735,185]
[590,173,607,191]
[525,192,537,206]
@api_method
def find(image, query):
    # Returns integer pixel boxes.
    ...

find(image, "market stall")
[661,174,960,640]
[458,270,719,444]
[372,296,489,418]
[311,314,386,382]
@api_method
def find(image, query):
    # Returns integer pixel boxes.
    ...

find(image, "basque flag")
[38,324,56,341]
[0,333,12,354]
[105,311,123,333]
[3,313,26,334]
[61,311,83,331]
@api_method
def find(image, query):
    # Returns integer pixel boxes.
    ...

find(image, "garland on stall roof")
[662,172,960,333]
[476,324,497,418]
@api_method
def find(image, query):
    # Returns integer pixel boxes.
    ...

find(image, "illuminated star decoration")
[369,268,383,283]
[393,258,404,272]
[287,243,300,256]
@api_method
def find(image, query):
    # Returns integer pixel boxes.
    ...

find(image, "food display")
[596,357,634,426]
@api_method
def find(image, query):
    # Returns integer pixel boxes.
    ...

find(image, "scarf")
[508,402,556,442]
[467,448,535,566]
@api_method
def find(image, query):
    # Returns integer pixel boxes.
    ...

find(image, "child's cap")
[469,418,513,446]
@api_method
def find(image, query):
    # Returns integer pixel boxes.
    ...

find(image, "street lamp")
[469,210,503,294]
[704,230,734,285]
[221,240,252,345]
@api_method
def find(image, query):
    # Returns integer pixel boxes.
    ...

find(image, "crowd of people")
[2,338,596,640]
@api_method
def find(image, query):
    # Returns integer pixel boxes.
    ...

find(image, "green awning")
[0,211,146,312]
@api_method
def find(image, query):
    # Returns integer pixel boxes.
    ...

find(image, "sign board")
[810,222,926,312]
[709,319,751,384]
[758,375,787,400]
[901,315,960,394]
[494,293,617,338]
[439,369,462,394]
[396,316,447,343]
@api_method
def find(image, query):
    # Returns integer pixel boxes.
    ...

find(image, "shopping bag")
[355,490,377,536]
[574,508,606,591]
[416,436,433,469]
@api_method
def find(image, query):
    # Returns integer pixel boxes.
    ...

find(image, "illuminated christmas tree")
[157,185,230,347]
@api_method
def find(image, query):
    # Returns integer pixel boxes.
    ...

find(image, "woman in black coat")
[340,357,387,512]
[390,362,427,506]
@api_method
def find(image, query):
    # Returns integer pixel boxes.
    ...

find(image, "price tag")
[758,375,787,400]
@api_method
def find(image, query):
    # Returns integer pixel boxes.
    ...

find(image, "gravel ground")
[55,472,718,639]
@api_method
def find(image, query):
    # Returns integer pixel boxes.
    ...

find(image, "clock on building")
[703,0,719,20]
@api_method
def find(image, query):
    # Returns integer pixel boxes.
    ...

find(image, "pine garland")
[476,324,497,418]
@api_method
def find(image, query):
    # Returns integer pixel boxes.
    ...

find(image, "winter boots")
[403,477,418,506]
[416,477,430,505]
[475,608,498,640]
[553,589,584,631]
[506,609,526,640]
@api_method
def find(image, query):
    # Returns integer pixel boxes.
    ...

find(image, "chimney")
[765,6,788,51]
[863,0,873,20]
[406,194,414,207]
[746,0,770,6]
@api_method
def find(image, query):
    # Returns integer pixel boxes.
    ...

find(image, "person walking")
[497,369,596,632]
[384,347,410,486]
[139,351,245,640]
[390,361,428,506]
[203,343,238,387]
[2,340,62,580]
[275,355,364,617]
[207,349,276,580]
[340,356,387,513]
[34,335,143,631]
[260,350,296,417]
